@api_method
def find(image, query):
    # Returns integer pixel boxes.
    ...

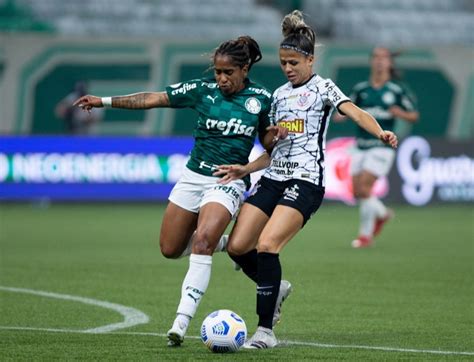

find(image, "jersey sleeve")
[165,79,202,109]
[398,84,417,112]
[321,79,351,110]
[349,88,360,105]
[257,96,272,136]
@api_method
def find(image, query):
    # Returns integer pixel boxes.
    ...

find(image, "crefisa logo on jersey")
[171,82,197,96]
[245,97,261,114]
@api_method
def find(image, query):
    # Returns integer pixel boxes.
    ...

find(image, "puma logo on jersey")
[205,118,255,136]
[207,95,218,103]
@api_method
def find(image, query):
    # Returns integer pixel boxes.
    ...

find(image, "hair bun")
[282,10,305,37]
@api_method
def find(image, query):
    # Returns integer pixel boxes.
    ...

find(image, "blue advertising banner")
[0,136,193,201]
[1,136,472,204]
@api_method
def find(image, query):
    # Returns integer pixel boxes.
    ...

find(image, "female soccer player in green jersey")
[213,11,398,349]
[73,36,287,347]
[337,47,419,248]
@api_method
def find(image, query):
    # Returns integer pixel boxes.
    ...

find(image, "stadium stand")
[7,0,474,46]
[303,0,474,46]
[13,0,283,40]
[0,0,53,32]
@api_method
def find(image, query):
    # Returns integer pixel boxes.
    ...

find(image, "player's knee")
[227,240,249,256]
[192,231,214,255]
[159,238,181,259]
[256,238,279,254]
[354,186,370,199]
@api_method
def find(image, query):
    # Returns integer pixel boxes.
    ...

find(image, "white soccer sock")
[176,253,212,318]
[170,313,191,334]
[359,198,376,237]
[368,196,387,218]
[179,234,228,258]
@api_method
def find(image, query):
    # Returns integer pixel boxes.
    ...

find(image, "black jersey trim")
[291,74,316,89]
[336,99,352,115]
[317,105,331,187]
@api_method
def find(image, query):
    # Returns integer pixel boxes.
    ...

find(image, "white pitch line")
[2,326,473,357]
[0,286,149,333]
[278,339,474,356]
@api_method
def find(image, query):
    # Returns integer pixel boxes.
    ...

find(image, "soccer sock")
[359,197,376,237]
[179,234,228,258]
[176,253,212,318]
[229,249,258,283]
[256,252,281,329]
[369,196,387,218]
[170,313,191,334]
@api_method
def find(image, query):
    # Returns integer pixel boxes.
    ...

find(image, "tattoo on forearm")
[112,93,149,109]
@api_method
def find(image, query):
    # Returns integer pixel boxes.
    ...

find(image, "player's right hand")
[73,95,103,112]
[213,164,249,184]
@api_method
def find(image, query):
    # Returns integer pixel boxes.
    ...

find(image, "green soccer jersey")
[351,80,417,149]
[166,78,271,187]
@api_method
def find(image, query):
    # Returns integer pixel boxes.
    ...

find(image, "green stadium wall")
[0,35,472,139]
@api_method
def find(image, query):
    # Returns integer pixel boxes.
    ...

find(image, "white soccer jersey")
[264,74,350,187]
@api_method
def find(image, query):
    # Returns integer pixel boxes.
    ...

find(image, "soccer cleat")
[373,209,394,237]
[166,317,189,347]
[351,235,373,248]
[243,326,278,349]
[167,329,184,347]
[233,261,242,271]
[272,280,292,327]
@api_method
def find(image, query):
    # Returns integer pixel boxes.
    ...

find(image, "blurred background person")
[55,81,103,135]
[335,47,419,248]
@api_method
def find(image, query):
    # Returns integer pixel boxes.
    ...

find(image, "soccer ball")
[200,309,247,353]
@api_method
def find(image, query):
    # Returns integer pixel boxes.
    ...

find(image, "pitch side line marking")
[0,286,149,333]
[1,327,473,356]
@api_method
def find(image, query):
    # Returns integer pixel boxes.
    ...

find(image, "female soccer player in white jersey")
[338,47,419,248]
[213,11,398,349]
[73,36,287,347]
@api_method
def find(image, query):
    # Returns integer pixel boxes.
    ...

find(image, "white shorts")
[168,167,246,217]
[350,147,396,177]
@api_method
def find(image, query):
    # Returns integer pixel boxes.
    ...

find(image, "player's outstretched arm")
[339,101,398,149]
[213,151,271,185]
[73,92,170,112]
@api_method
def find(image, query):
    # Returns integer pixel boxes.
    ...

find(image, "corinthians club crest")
[245,97,261,114]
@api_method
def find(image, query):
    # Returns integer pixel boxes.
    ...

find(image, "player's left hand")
[379,130,398,148]
[213,164,248,184]
[388,105,405,118]
[266,125,288,143]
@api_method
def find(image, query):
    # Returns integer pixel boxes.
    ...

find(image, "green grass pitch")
[0,203,473,360]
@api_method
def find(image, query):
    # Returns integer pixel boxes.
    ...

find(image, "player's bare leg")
[159,202,198,258]
[168,202,232,346]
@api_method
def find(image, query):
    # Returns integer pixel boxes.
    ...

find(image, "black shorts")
[245,177,325,226]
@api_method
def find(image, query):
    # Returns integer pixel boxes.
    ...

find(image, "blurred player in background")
[213,10,398,349]
[335,47,419,248]
[72,36,286,347]
[55,81,103,134]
